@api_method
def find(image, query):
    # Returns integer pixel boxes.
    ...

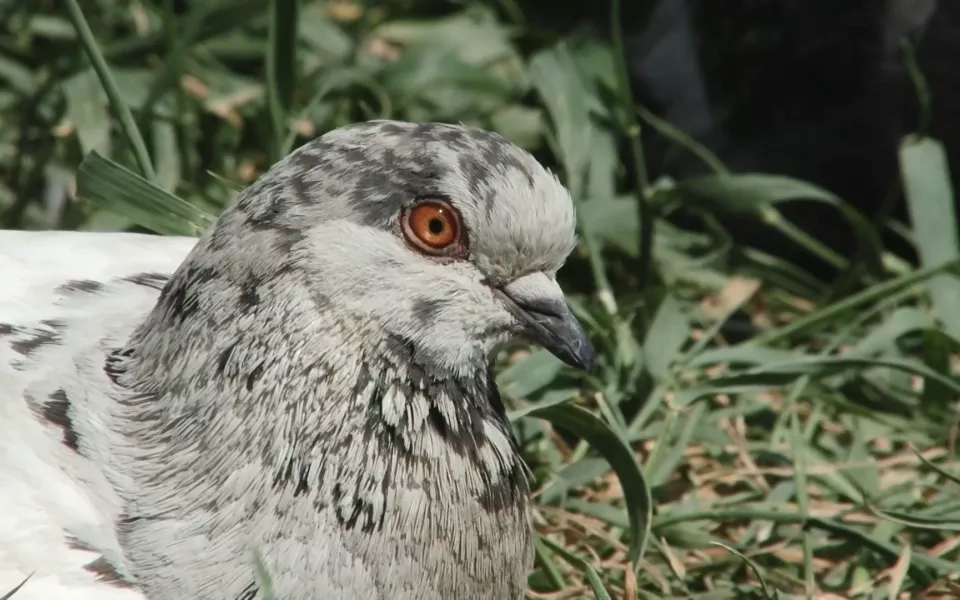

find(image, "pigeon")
[0,120,594,600]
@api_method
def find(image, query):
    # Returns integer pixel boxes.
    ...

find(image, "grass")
[3,1,960,598]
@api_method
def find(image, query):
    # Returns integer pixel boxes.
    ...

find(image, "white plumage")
[1,231,197,600]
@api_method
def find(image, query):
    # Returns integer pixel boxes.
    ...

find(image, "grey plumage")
[0,120,592,599]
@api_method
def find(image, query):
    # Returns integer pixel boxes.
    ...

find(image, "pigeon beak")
[495,272,595,371]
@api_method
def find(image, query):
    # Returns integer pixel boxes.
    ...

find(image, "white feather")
[0,230,196,600]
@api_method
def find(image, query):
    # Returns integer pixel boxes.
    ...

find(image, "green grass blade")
[750,258,960,346]
[63,0,156,182]
[709,542,779,599]
[634,103,728,175]
[528,44,590,195]
[920,329,955,409]
[139,2,211,120]
[538,535,613,600]
[642,292,689,381]
[76,152,215,236]
[62,68,111,157]
[533,536,567,591]
[523,403,652,564]
[267,0,299,163]
[911,445,960,488]
[899,135,960,340]
[701,355,960,398]
[0,53,36,95]
[868,507,960,531]
[103,0,268,61]
[673,173,884,274]
[653,509,951,578]
[252,548,277,600]
[497,349,564,399]
[610,0,655,289]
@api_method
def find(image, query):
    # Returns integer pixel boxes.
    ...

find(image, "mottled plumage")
[0,121,592,599]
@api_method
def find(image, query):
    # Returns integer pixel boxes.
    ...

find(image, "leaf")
[674,174,839,215]
[845,308,935,358]
[685,346,797,369]
[537,457,611,504]
[707,356,960,398]
[538,535,614,600]
[104,0,268,61]
[586,126,619,202]
[672,385,774,408]
[297,5,353,61]
[672,173,884,271]
[252,547,277,600]
[497,349,564,399]
[528,44,592,193]
[888,544,912,600]
[652,510,954,578]
[283,67,386,154]
[709,542,779,600]
[111,69,174,114]
[65,0,156,181]
[523,403,652,564]
[489,105,544,149]
[643,293,689,381]
[532,536,566,591]
[0,54,36,95]
[569,38,617,96]
[920,329,956,409]
[152,120,181,193]
[911,446,960,488]
[900,136,960,340]
[373,7,517,67]
[76,151,215,236]
[62,68,111,157]
[28,14,76,40]
[267,0,299,162]
[752,259,960,346]
[382,49,515,111]
[578,196,639,256]
[506,389,579,422]
[869,506,960,531]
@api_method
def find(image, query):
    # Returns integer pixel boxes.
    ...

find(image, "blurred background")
[3,1,960,598]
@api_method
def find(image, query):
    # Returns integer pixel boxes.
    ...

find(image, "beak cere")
[495,273,595,371]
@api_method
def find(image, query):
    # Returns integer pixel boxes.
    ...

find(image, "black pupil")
[428,218,446,235]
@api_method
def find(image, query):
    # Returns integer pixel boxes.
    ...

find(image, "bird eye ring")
[401,200,466,257]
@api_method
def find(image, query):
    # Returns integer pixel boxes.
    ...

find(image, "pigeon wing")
[0,229,196,600]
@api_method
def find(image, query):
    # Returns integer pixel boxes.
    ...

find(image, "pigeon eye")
[402,200,463,255]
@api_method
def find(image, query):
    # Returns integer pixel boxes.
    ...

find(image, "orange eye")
[402,200,463,255]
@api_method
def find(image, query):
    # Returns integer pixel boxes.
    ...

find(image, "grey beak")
[495,272,595,371]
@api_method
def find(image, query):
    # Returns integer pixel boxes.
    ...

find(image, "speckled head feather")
[73,121,590,600]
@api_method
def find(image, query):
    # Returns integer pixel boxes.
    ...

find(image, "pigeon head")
[201,120,593,376]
